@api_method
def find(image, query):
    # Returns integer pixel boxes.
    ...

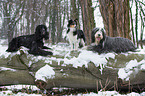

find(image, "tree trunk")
[56,0,62,43]
[70,0,78,19]
[50,0,57,44]
[70,0,80,29]
[79,0,95,45]
[135,0,139,47]
[98,0,130,39]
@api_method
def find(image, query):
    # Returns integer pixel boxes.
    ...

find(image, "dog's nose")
[98,34,101,37]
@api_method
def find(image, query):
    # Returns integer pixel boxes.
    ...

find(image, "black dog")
[88,28,136,53]
[6,25,53,56]
[67,19,86,51]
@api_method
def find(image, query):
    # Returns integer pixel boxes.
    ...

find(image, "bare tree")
[98,0,130,39]
[1,0,25,42]
[79,0,95,45]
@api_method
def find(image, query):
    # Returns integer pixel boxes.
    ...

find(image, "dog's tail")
[79,39,85,48]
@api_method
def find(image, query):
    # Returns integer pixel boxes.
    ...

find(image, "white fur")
[67,28,78,51]
[94,29,103,45]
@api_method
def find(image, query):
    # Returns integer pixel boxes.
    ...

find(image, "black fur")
[6,25,53,56]
[88,28,136,53]
[67,19,86,49]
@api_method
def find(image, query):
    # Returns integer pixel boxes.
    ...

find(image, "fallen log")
[0,50,145,93]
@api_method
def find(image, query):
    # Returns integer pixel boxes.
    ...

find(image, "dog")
[6,25,53,56]
[88,28,136,53]
[67,19,85,51]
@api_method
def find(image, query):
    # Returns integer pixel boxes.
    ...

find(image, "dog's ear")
[92,28,99,33]
[35,25,42,40]
[68,19,73,24]
[74,19,78,22]
[41,25,49,40]
[91,28,98,43]
[36,25,40,33]
[101,28,106,36]
[91,28,100,43]
[44,31,49,40]
[74,19,78,26]
[101,28,106,41]
[67,19,73,27]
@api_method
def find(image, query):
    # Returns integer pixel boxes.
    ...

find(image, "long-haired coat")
[88,28,136,53]
[67,19,85,51]
[6,25,53,56]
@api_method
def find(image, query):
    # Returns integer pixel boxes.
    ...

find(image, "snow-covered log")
[0,44,145,93]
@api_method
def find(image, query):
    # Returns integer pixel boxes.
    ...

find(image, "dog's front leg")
[74,42,78,51]
[70,42,74,51]
[43,46,52,50]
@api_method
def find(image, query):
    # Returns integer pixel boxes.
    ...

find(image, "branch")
[137,0,145,6]
[11,0,25,26]
[14,1,25,26]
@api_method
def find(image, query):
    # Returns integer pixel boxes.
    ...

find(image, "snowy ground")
[0,1,144,95]
[1,85,145,96]
[0,39,145,95]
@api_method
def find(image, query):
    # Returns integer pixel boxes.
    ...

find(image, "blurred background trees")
[0,0,144,46]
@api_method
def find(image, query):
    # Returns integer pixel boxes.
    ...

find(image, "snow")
[63,50,115,69]
[35,64,55,82]
[0,1,145,95]
[0,67,16,71]
[0,44,143,96]
[0,39,145,82]
[118,59,145,81]
[130,1,145,40]
[0,85,39,90]
[0,90,145,96]
[141,64,145,70]
[0,44,10,58]
[71,91,145,96]
[0,91,41,96]
[0,85,41,96]
[92,0,104,28]
[1,84,145,96]
[118,68,133,81]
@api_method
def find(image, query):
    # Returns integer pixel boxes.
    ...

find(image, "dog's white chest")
[67,28,77,42]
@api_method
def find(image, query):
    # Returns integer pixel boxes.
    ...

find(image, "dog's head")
[35,25,49,40]
[67,19,77,28]
[91,28,106,45]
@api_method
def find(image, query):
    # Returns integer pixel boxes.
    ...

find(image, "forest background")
[0,0,144,47]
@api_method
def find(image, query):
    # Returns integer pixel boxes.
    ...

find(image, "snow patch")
[118,59,145,81]
[35,64,55,81]
[0,67,16,71]
[74,91,145,96]
[63,50,115,68]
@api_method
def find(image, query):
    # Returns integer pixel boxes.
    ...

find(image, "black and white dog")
[67,19,85,51]
[6,25,53,56]
[88,28,136,53]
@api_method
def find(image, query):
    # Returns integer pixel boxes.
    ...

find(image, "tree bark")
[70,0,81,29]
[70,0,78,19]
[79,0,95,45]
[98,0,130,39]
[51,0,57,44]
